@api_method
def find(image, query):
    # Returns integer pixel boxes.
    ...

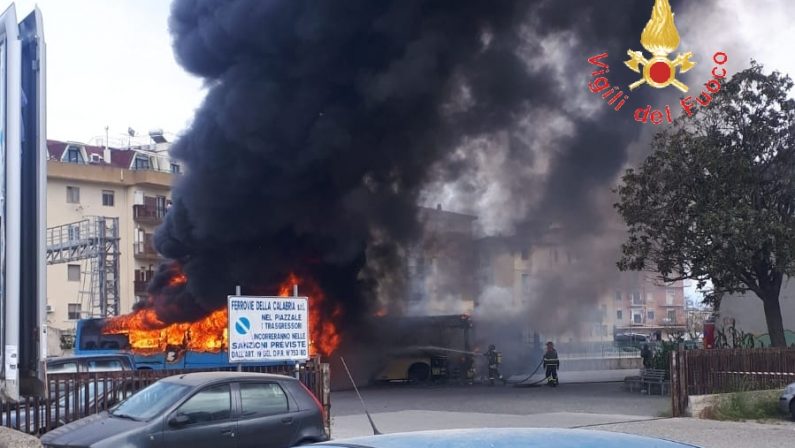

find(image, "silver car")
[781,382,795,420]
[41,371,328,448]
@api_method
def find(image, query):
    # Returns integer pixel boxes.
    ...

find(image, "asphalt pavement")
[331,381,795,447]
[333,381,669,418]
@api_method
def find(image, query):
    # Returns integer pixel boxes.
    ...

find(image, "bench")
[641,369,668,395]
[624,369,669,395]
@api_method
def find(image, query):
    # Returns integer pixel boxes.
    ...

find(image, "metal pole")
[293,284,300,378]
[236,285,242,372]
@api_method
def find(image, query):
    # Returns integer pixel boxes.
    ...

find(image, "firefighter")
[485,344,503,386]
[543,341,560,387]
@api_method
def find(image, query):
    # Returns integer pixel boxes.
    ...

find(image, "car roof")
[47,353,133,363]
[317,428,699,448]
[160,371,297,386]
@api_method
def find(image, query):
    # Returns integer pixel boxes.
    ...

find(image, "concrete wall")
[717,277,795,346]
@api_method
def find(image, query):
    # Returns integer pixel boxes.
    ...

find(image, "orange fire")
[278,273,342,358]
[103,271,341,358]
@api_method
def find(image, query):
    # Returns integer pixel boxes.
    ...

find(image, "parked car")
[780,382,795,420]
[40,371,328,448]
[2,380,123,434]
[46,354,137,405]
[47,353,136,374]
[314,428,700,447]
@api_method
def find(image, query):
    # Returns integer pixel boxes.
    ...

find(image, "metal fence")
[671,347,795,416]
[0,361,331,436]
[555,341,641,359]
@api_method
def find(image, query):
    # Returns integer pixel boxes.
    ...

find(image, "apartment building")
[609,272,686,338]
[46,139,179,332]
[477,230,686,343]
[403,205,478,316]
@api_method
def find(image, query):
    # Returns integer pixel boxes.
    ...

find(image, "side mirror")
[168,413,191,427]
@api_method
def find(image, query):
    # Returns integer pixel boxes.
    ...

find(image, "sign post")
[227,294,310,365]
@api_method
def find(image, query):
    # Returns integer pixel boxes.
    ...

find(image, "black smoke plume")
[149,0,688,343]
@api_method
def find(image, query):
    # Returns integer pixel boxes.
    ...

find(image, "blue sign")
[234,317,251,335]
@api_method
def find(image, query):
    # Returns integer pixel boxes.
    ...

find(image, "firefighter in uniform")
[485,344,503,386]
[543,341,560,387]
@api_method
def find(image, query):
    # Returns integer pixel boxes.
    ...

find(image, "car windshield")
[110,381,190,421]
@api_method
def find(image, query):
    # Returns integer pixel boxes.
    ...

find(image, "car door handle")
[281,417,293,424]
[221,429,235,438]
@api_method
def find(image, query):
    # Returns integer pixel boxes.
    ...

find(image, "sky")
[3,0,205,147]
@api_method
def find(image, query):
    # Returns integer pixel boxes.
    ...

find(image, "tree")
[615,62,795,347]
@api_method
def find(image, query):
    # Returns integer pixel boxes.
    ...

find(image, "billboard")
[227,296,310,363]
[0,3,46,402]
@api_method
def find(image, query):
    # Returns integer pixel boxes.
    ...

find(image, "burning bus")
[74,271,340,369]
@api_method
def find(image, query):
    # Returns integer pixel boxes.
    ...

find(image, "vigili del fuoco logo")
[586,0,729,125]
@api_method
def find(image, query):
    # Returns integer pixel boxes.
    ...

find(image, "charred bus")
[373,314,475,383]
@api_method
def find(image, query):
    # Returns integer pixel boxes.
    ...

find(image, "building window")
[615,291,622,301]
[633,311,643,324]
[616,310,623,320]
[170,163,181,174]
[68,303,81,320]
[666,289,675,305]
[102,190,115,207]
[68,224,80,241]
[156,196,168,215]
[632,291,643,305]
[65,146,83,164]
[668,309,676,322]
[67,264,80,282]
[521,273,530,294]
[66,186,80,203]
[133,155,151,170]
[520,248,529,260]
[647,310,655,321]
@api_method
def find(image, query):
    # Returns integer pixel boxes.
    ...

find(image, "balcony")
[133,204,166,225]
[133,234,161,260]
[134,269,154,295]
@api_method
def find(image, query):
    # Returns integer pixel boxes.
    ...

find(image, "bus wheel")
[407,363,430,383]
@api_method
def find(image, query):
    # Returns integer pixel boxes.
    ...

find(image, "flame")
[104,306,228,353]
[103,269,340,358]
[278,273,342,358]
[168,272,187,287]
[640,0,680,56]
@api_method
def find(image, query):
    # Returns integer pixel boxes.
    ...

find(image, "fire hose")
[503,358,548,386]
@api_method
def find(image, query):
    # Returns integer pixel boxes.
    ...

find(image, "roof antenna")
[340,356,381,435]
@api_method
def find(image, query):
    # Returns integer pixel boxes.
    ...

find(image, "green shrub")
[702,390,784,421]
